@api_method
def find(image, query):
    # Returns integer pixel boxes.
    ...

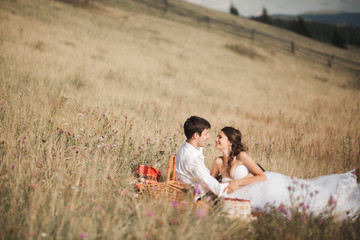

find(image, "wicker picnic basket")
[137,155,190,201]
[222,198,253,219]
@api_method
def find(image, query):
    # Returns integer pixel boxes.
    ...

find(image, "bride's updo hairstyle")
[221,127,248,170]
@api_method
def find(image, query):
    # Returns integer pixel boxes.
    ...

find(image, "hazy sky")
[185,0,360,16]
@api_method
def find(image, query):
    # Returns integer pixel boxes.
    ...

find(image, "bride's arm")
[210,157,221,178]
[223,152,266,194]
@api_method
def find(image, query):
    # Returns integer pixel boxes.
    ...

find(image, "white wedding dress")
[221,165,360,219]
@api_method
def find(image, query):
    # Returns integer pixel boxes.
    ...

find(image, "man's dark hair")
[184,116,211,140]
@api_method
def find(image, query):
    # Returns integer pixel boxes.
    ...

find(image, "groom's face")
[197,128,210,147]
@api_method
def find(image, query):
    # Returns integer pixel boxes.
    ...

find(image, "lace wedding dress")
[221,165,360,219]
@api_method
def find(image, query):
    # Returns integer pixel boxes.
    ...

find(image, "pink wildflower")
[196,208,208,218]
[122,189,128,196]
[171,218,179,224]
[279,205,286,212]
[80,232,88,238]
[147,210,154,217]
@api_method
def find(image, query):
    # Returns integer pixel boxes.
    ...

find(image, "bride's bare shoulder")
[236,151,252,162]
[237,151,250,158]
[213,156,223,165]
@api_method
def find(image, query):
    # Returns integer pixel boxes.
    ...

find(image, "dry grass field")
[1,0,360,239]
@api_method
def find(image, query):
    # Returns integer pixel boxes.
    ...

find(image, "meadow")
[0,0,360,239]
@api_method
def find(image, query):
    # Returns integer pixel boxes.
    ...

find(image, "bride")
[211,127,360,219]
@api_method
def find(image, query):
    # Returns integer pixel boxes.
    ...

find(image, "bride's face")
[215,131,232,151]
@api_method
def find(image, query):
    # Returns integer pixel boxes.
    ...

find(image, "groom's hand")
[223,180,237,194]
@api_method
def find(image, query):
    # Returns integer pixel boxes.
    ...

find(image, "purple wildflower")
[194,184,202,195]
[172,200,178,208]
[328,195,336,205]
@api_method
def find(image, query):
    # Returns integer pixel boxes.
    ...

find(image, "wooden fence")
[133,0,360,75]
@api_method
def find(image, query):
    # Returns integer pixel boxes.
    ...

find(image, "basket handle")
[166,155,176,182]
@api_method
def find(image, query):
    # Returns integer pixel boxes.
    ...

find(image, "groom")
[176,116,223,199]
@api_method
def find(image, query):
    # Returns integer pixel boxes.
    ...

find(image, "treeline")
[229,5,360,49]
[250,10,360,49]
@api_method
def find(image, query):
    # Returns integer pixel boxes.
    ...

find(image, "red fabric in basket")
[133,165,161,190]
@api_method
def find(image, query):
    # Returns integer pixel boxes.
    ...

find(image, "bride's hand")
[223,180,238,194]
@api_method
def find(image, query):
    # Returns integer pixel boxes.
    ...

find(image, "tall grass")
[1,0,360,239]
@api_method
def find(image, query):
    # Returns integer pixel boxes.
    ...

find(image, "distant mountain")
[272,12,360,26]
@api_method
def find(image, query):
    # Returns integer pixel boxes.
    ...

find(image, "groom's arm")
[189,160,222,196]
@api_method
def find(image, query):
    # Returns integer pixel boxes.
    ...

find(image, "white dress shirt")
[176,141,224,197]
